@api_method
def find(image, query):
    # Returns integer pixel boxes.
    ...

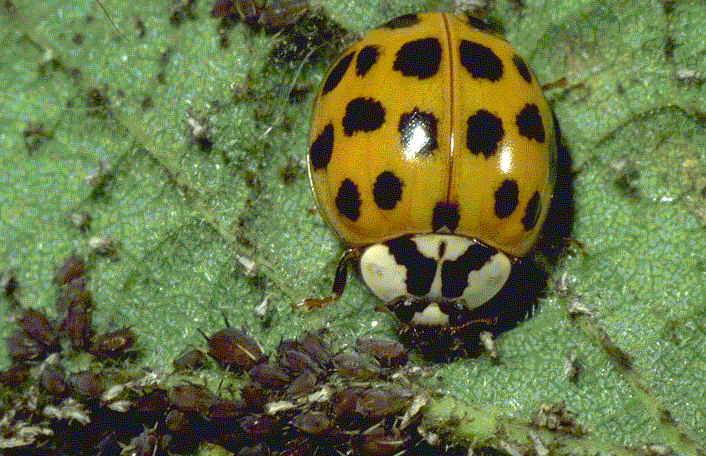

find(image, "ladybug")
[307,12,556,328]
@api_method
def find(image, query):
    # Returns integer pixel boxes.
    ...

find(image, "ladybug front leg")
[295,248,360,310]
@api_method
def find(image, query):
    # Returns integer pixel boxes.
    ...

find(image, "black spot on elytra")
[459,40,503,81]
[394,38,441,79]
[512,54,532,83]
[385,236,436,296]
[356,45,379,76]
[521,191,541,231]
[494,179,519,218]
[516,104,545,142]
[432,203,460,233]
[466,110,504,158]
[373,171,403,210]
[381,14,420,29]
[323,52,354,95]
[309,124,334,170]
[398,108,438,157]
[342,98,385,136]
[441,244,496,298]
[336,179,361,221]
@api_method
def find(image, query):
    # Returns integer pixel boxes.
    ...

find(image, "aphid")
[248,363,291,388]
[172,348,207,371]
[200,327,264,369]
[56,278,91,315]
[332,352,381,380]
[239,413,279,436]
[277,348,325,377]
[23,121,49,152]
[297,330,332,367]
[0,363,30,386]
[88,327,136,358]
[285,371,317,396]
[350,426,408,456]
[353,387,411,418]
[169,384,216,413]
[83,161,112,187]
[354,337,408,368]
[64,305,93,350]
[18,307,58,347]
[1,270,18,297]
[291,411,332,435]
[5,331,45,360]
[53,253,86,286]
[86,236,118,255]
[69,371,105,398]
[134,390,170,414]
[68,211,91,231]
[40,365,69,396]
[184,108,213,151]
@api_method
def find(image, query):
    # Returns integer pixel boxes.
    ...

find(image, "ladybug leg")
[295,248,359,310]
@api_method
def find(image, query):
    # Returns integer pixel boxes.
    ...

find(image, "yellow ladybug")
[307,12,556,327]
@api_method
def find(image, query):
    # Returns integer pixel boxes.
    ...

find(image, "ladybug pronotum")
[307,12,556,328]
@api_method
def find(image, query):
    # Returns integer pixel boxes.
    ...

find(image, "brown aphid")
[354,387,411,418]
[166,409,190,435]
[278,348,324,377]
[89,327,136,358]
[210,0,235,17]
[332,352,381,380]
[292,411,332,435]
[350,426,408,456]
[1,269,18,296]
[354,337,408,368]
[84,86,110,114]
[41,365,69,396]
[285,371,317,396]
[298,330,332,366]
[19,307,58,347]
[173,348,207,371]
[203,398,243,423]
[331,386,365,420]
[65,305,93,350]
[5,331,45,360]
[134,390,170,414]
[23,121,49,152]
[69,371,105,398]
[56,278,90,315]
[200,327,264,369]
[256,0,309,30]
[239,413,279,436]
[170,384,216,413]
[54,253,86,286]
[0,363,30,386]
[248,363,291,388]
[240,384,265,411]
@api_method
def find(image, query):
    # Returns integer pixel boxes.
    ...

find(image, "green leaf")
[1,0,705,453]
